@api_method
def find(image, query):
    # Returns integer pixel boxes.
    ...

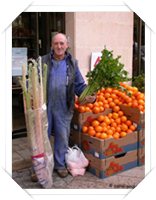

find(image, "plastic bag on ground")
[65,145,89,177]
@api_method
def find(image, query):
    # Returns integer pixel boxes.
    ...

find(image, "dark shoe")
[31,172,38,182]
[56,169,68,178]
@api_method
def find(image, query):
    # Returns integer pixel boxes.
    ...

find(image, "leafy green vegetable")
[132,73,145,93]
[79,47,131,103]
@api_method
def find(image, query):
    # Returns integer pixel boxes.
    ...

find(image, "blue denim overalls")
[47,54,86,170]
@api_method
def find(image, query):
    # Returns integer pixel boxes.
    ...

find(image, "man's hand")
[79,95,96,105]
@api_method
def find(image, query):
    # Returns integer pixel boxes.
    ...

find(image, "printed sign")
[12,47,27,76]
[90,52,102,70]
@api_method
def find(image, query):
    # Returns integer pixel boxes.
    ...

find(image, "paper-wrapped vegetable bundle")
[20,58,53,188]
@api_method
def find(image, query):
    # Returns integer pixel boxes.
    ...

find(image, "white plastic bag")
[65,145,89,177]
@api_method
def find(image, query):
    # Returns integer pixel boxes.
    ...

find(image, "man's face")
[52,34,68,58]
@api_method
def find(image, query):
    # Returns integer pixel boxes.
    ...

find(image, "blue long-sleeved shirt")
[42,51,86,112]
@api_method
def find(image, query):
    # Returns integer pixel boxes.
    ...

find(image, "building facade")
[12,12,144,136]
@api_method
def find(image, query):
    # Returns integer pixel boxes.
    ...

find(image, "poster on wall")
[90,52,102,70]
[12,47,27,76]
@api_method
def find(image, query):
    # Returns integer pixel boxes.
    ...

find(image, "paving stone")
[12,159,32,171]
[12,139,22,145]
[66,177,110,189]
[98,174,142,188]
[19,149,31,160]
[12,152,23,162]
[118,166,145,178]
[12,144,22,152]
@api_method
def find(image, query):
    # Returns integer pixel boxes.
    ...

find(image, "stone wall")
[65,12,133,82]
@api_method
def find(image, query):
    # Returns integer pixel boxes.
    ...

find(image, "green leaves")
[79,47,131,103]
[87,48,131,89]
[132,73,145,93]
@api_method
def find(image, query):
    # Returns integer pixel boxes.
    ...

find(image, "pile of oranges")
[74,83,144,140]
[75,83,145,114]
[82,111,137,140]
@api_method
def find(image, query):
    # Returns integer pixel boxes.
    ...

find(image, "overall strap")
[66,57,77,110]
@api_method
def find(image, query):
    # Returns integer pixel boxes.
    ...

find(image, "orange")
[127,129,132,134]
[113,105,120,112]
[129,124,136,131]
[127,102,132,107]
[126,120,132,126]
[99,106,105,112]
[104,103,110,109]
[110,118,114,123]
[115,118,121,124]
[138,105,144,112]
[88,126,94,131]
[103,99,108,104]
[93,102,100,107]
[116,126,121,133]
[132,100,138,108]
[95,132,101,138]
[111,93,117,99]
[95,125,103,133]
[111,122,117,128]
[87,103,94,109]
[97,95,105,102]
[138,99,145,106]
[100,122,107,127]
[97,115,105,122]
[108,113,113,118]
[97,90,101,95]
[112,112,119,119]
[85,106,91,112]
[119,82,126,87]
[120,131,127,137]
[88,129,96,137]
[136,93,144,100]
[121,124,128,132]
[100,133,108,139]
[105,88,113,93]
[92,106,100,114]
[82,126,88,133]
[91,120,100,127]
[104,117,111,125]
[109,102,116,108]
[100,88,105,93]
[113,132,120,139]
[112,89,119,95]
[105,92,111,98]
[132,86,138,93]
[107,129,113,135]
[118,110,124,117]
[102,126,108,132]
[110,126,116,133]
[131,95,136,100]
[121,116,127,122]
[107,97,113,103]
[107,125,111,129]
[78,106,86,113]
[114,99,120,105]
[98,101,104,106]
[107,135,113,139]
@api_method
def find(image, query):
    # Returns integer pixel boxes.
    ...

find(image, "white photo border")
[1,0,155,199]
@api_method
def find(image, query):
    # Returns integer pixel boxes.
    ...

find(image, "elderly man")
[42,33,95,178]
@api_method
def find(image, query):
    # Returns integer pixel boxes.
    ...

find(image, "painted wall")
[66,12,134,82]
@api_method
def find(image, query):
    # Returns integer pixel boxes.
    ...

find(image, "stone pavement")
[12,137,145,189]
